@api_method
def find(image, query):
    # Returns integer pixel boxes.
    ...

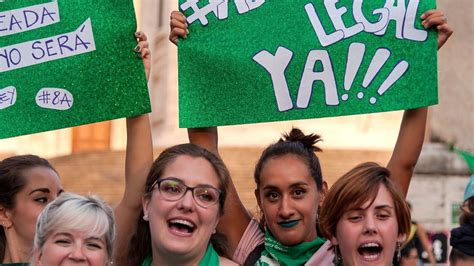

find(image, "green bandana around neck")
[141,243,220,266]
[198,243,220,266]
[255,230,326,266]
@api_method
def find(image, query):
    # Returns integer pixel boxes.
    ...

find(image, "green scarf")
[255,231,326,266]
[141,243,220,266]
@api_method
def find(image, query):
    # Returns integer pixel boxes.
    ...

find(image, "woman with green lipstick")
[169,7,452,265]
[240,128,332,265]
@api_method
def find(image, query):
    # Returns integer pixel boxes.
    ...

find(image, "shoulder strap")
[243,243,266,266]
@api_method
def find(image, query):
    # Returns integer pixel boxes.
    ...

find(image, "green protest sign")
[0,0,150,139]
[178,0,437,128]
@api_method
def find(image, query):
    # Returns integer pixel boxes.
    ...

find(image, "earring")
[143,214,149,221]
[333,245,342,266]
[1,221,10,229]
[396,242,401,262]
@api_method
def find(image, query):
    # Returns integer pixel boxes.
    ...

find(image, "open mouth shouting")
[357,242,383,262]
[168,218,196,236]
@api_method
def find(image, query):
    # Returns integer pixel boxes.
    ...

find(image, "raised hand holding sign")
[0,0,150,139]
[178,0,439,128]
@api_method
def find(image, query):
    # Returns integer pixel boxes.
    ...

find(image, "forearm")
[120,114,153,206]
[188,127,219,155]
[417,225,437,265]
[216,180,253,258]
[387,107,427,196]
[113,114,153,264]
[427,252,437,265]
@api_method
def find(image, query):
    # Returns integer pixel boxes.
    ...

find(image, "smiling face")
[142,155,221,262]
[333,184,404,266]
[34,230,108,266]
[256,154,321,246]
[4,166,62,245]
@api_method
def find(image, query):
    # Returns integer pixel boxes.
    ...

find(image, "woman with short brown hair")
[320,162,411,265]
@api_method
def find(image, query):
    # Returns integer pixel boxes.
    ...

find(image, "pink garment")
[305,240,335,266]
[232,218,265,264]
[233,218,335,265]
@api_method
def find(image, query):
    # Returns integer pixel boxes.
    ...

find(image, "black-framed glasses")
[150,177,222,208]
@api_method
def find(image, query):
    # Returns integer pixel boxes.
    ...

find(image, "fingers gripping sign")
[179,0,266,26]
[135,31,151,81]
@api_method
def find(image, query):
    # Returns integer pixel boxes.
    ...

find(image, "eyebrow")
[263,182,309,190]
[163,176,218,188]
[28,188,50,195]
[374,205,394,210]
[28,188,64,196]
[352,205,394,211]
[289,182,309,188]
[53,232,72,238]
[54,232,105,241]
[85,236,106,244]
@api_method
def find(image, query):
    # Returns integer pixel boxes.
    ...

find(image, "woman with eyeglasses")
[127,144,237,265]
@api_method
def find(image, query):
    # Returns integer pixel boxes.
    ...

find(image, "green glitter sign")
[0,0,150,139]
[178,0,437,128]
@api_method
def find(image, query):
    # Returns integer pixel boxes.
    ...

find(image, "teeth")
[361,242,380,248]
[363,254,379,260]
[170,219,195,228]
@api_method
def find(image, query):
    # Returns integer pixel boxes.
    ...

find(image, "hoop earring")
[333,245,342,266]
[396,242,401,262]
